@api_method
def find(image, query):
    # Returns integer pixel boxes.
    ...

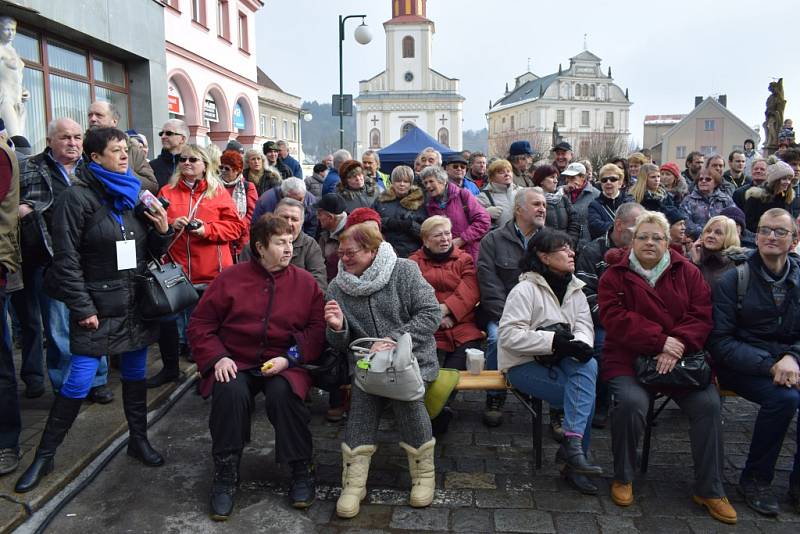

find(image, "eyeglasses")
[757,226,793,238]
[219,165,232,171]
[179,156,201,163]
[697,176,714,183]
[634,234,667,243]
[599,176,619,183]
[159,130,181,137]
[337,247,364,258]
[448,164,467,170]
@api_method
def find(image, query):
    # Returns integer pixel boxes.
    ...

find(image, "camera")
[186,220,203,231]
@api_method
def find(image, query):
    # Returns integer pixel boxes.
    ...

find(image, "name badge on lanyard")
[115,220,137,271]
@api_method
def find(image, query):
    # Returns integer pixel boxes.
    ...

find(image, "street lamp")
[298,109,313,164]
[339,15,372,149]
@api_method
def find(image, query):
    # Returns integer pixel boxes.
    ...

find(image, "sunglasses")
[159,130,181,137]
[599,176,619,183]
[697,176,714,183]
[219,165,232,171]
[448,163,467,169]
[179,156,201,163]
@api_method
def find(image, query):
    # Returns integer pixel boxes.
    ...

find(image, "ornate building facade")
[486,50,631,158]
[355,0,464,155]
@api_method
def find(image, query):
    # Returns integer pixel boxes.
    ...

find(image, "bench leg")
[641,396,655,474]
[533,397,542,469]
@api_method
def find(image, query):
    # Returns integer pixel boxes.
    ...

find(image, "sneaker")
[288,461,316,509]
[549,408,565,443]
[0,448,20,476]
[483,395,505,427]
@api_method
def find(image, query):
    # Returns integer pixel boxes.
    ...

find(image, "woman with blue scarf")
[15,128,173,493]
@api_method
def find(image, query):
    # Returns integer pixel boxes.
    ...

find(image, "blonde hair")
[628,163,661,203]
[702,216,741,249]
[168,144,223,198]
[205,143,222,177]
[628,152,647,166]
[339,222,383,252]
[420,215,452,239]
[598,163,624,180]
[488,158,512,179]
[632,210,670,239]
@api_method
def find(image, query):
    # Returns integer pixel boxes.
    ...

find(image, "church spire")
[392,0,427,20]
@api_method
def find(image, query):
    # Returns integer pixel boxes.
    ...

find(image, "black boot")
[289,460,316,509]
[210,453,240,520]
[561,465,599,495]
[122,379,164,467]
[15,395,83,493]
[146,367,185,388]
[556,436,603,476]
[148,322,183,388]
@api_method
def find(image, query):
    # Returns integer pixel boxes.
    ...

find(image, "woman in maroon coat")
[188,214,325,519]
[597,210,736,524]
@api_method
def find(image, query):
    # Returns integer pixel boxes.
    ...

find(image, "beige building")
[647,96,760,167]
[486,50,631,158]
[257,68,304,161]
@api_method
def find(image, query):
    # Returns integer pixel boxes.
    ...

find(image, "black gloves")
[551,331,575,357]
[566,340,594,363]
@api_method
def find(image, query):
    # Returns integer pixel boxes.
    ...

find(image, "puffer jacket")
[336,178,378,214]
[373,186,427,258]
[680,187,735,239]
[544,192,581,243]
[326,258,441,382]
[744,185,800,232]
[159,179,245,285]
[46,166,172,356]
[498,271,593,372]
[425,182,491,261]
[409,246,484,353]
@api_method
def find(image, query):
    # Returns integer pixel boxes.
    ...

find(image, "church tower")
[355,0,464,154]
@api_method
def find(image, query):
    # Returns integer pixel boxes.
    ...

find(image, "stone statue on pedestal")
[763,78,785,153]
[0,16,29,138]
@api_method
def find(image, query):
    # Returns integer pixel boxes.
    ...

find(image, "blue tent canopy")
[377,126,459,174]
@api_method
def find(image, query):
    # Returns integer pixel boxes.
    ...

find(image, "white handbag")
[349,333,425,401]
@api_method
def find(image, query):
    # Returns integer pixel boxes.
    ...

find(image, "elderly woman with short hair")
[587,163,635,239]
[477,158,519,229]
[324,222,441,518]
[598,210,736,524]
[251,177,318,238]
[219,149,258,262]
[373,165,427,257]
[688,215,747,285]
[422,165,490,261]
[680,166,735,240]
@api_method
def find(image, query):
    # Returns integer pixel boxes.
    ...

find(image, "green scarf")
[628,249,670,287]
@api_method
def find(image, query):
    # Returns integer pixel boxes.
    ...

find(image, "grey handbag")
[349,333,425,401]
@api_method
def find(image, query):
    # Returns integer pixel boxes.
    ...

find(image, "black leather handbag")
[137,253,199,321]
[634,350,712,390]
[301,347,350,392]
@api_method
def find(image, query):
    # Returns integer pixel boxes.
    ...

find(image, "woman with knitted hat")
[659,162,689,204]
[744,160,800,232]
[336,160,378,213]
[219,149,257,262]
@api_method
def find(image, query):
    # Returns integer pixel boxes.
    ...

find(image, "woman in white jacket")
[498,228,601,494]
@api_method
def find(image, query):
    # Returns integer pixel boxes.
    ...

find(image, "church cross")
[371,115,379,126]
[439,114,448,126]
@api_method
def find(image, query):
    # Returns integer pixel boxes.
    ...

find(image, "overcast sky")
[256,0,799,146]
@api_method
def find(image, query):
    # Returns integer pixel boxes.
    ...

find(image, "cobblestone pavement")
[42,382,797,533]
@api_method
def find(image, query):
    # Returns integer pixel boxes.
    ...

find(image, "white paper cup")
[465,348,485,375]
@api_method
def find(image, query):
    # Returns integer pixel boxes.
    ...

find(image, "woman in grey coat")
[324,221,441,519]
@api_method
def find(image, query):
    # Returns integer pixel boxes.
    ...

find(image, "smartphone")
[139,190,160,214]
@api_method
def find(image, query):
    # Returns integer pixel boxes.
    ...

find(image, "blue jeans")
[0,289,20,450]
[507,357,598,450]
[719,368,800,485]
[42,296,107,392]
[485,321,506,399]
[61,348,148,399]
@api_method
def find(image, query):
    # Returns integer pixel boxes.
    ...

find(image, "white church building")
[355,0,464,155]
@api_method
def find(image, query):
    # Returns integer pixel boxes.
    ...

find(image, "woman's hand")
[173,216,189,232]
[662,336,685,359]
[655,352,679,374]
[78,315,99,330]
[452,237,465,248]
[324,300,344,331]
[214,357,238,382]
[143,201,170,234]
[689,238,703,263]
[439,303,450,318]
[261,356,289,377]
[370,337,395,353]
[189,219,206,237]
[440,316,455,329]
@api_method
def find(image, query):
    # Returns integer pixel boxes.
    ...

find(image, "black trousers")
[209,371,312,464]
[437,339,482,370]
[0,289,21,450]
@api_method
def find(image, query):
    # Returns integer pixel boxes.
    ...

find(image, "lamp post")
[339,14,372,149]
[298,109,313,164]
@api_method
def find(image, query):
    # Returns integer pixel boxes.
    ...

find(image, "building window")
[605,111,614,127]
[237,12,249,51]
[259,114,267,136]
[581,111,590,127]
[282,119,288,139]
[14,28,130,154]
[700,145,718,155]
[402,36,414,58]
[192,0,206,24]
[216,0,230,40]
[556,110,565,126]
[676,146,687,159]
[438,127,449,147]
[270,117,277,138]
[590,85,596,97]
[401,122,415,136]
[704,119,715,131]
[291,121,297,141]
[510,115,515,130]
[369,128,381,148]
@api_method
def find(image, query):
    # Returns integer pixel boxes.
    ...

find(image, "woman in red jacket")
[188,214,325,519]
[598,210,736,525]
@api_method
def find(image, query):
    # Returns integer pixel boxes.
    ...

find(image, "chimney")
[718,94,727,107]
[695,96,703,107]
[504,82,509,94]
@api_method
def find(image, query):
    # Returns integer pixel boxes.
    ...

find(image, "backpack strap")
[736,262,749,312]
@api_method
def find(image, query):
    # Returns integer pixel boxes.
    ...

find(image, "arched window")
[584,84,590,97]
[438,127,449,147]
[574,84,581,97]
[401,122,415,136]
[402,36,415,58]
[590,84,596,97]
[369,128,381,148]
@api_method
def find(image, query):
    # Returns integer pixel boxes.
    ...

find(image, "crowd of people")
[0,107,799,525]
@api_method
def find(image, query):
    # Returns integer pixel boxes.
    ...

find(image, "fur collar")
[378,186,424,210]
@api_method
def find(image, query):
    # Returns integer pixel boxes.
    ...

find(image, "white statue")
[0,16,29,138]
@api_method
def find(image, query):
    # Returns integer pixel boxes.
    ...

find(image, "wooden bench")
[641,387,738,473]
[455,370,543,469]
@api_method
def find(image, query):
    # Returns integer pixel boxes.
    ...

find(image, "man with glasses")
[150,119,189,188]
[709,208,800,517]
[444,154,479,195]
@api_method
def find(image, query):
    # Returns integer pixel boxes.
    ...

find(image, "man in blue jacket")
[708,207,800,517]
[277,140,303,178]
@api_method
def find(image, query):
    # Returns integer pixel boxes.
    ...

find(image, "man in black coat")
[149,119,188,188]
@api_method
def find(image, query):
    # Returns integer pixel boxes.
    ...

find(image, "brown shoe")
[611,481,634,507]
[693,495,737,525]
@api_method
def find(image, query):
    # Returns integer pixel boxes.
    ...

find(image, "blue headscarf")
[88,161,140,214]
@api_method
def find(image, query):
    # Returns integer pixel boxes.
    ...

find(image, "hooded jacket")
[373,185,427,258]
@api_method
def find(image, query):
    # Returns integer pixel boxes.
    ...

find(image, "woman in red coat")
[188,214,325,519]
[598,210,736,524]
[219,149,257,262]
